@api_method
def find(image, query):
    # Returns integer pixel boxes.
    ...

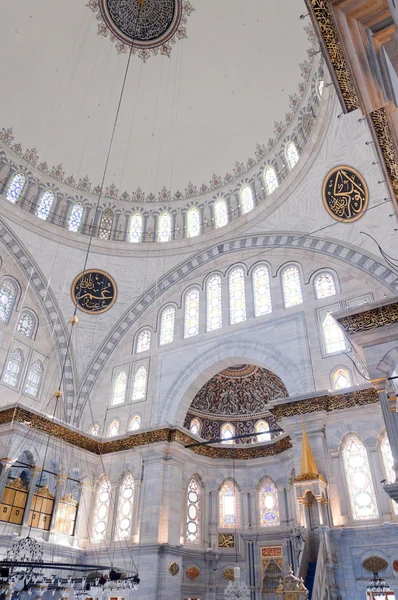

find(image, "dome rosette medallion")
[87,0,194,61]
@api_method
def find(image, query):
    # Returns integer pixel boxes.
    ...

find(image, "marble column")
[372,378,398,480]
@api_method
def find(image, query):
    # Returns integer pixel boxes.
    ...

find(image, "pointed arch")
[330,365,353,390]
[108,418,120,437]
[0,278,18,324]
[220,423,235,444]
[24,360,44,398]
[263,165,278,195]
[341,434,379,521]
[3,348,24,388]
[36,190,55,221]
[219,479,240,528]
[6,172,26,204]
[321,312,347,354]
[184,287,200,338]
[379,430,398,516]
[136,329,151,353]
[281,265,303,308]
[68,201,84,233]
[91,476,111,542]
[159,305,176,346]
[89,423,100,437]
[186,476,201,543]
[115,471,135,541]
[187,206,200,238]
[214,198,228,228]
[285,141,299,170]
[240,184,254,214]
[98,208,114,240]
[255,420,270,443]
[132,365,147,401]
[129,212,143,243]
[158,212,172,242]
[189,418,202,436]
[17,309,37,338]
[129,414,141,431]
[258,477,280,527]
[111,370,127,406]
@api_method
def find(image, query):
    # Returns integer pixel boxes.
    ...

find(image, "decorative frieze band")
[336,302,398,336]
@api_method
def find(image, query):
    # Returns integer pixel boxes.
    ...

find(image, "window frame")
[240,183,254,215]
[98,208,114,241]
[187,206,201,238]
[135,328,152,354]
[205,272,223,333]
[214,198,228,229]
[159,304,176,346]
[317,303,349,358]
[228,265,247,325]
[185,475,201,545]
[285,140,300,170]
[107,418,120,438]
[183,286,201,339]
[110,365,129,407]
[131,359,149,403]
[0,277,19,325]
[1,344,27,391]
[378,428,398,518]
[220,422,235,445]
[251,263,272,318]
[91,475,111,543]
[67,200,85,233]
[219,478,240,529]
[313,270,338,300]
[129,212,143,243]
[263,164,278,196]
[280,264,303,309]
[157,212,172,243]
[23,357,45,400]
[330,365,353,391]
[257,476,280,528]
[114,471,136,542]
[16,309,38,340]
[35,188,55,221]
[128,414,142,432]
[6,172,27,204]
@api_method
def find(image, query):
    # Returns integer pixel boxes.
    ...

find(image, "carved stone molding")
[336,302,398,335]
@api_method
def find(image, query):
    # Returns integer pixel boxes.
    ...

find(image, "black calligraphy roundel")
[71,270,117,314]
[322,166,369,223]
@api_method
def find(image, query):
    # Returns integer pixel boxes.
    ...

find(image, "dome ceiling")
[1,0,314,198]
[188,364,288,419]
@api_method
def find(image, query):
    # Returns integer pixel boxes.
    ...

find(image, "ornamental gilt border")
[73,233,398,424]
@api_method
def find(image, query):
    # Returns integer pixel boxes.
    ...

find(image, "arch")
[17,309,37,338]
[136,328,152,353]
[111,369,127,406]
[189,417,202,436]
[129,414,141,431]
[219,479,240,528]
[108,418,120,437]
[255,420,270,443]
[132,365,147,401]
[206,272,222,332]
[184,287,200,338]
[314,271,337,299]
[24,360,44,398]
[187,206,201,238]
[281,264,303,308]
[68,201,84,233]
[214,198,228,228]
[341,433,379,521]
[157,212,172,242]
[3,348,24,388]
[91,476,111,542]
[258,477,280,527]
[6,172,26,204]
[240,184,254,215]
[378,429,398,515]
[98,208,114,240]
[36,189,55,221]
[252,264,272,317]
[220,423,235,444]
[129,212,143,243]
[89,423,100,436]
[186,475,201,543]
[0,277,18,324]
[263,165,278,195]
[115,471,135,541]
[159,305,176,346]
[330,365,353,390]
[229,266,246,325]
[285,141,299,170]
[321,311,347,354]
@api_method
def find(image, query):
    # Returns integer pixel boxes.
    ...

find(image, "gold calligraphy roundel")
[71,269,117,314]
[322,166,368,223]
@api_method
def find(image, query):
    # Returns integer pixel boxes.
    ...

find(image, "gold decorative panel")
[362,556,388,573]
[71,269,117,314]
[222,568,235,581]
[322,166,368,222]
[371,107,398,197]
[218,533,235,549]
[337,302,398,335]
[169,562,179,576]
[186,565,200,580]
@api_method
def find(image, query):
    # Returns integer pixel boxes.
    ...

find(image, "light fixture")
[224,567,250,600]
[366,572,396,600]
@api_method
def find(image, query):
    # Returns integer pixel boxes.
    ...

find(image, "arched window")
[158,212,172,242]
[187,207,200,238]
[115,472,135,541]
[68,202,84,232]
[17,310,36,338]
[331,366,353,390]
[159,306,176,346]
[129,415,141,431]
[184,288,200,338]
[108,419,120,437]
[255,420,270,443]
[314,272,336,299]
[219,479,239,528]
[7,172,26,204]
[98,208,114,240]
[3,349,24,388]
[36,190,55,221]
[129,213,143,243]
[91,477,111,542]
[186,477,200,543]
[263,166,278,195]
[0,279,17,324]
[220,423,235,445]
[111,370,127,406]
[317,79,324,98]
[253,265,272,317]
[189,418,202,436]
[281,265,303,308]
[229,267,246,325]
[214,199,228,228]
[206,274,222,332]
[89,423,100,436]
[342,435,379,521]
[380,431,398,516]
[24,360,44,397]
[322,312,347,354]
[258,477,280,527]
[285,141,299,170]
[136,329,151,353]
[240,184,254,214]
[132,366,147,401]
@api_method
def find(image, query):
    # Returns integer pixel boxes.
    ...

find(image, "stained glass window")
[317,79,324,98]
[137,329,151,353]
[68,202,84,232]
[342,435,379,521]
[380,431,398,516]
[129,213,143,243]
[89,423,100,436]
[264,166,278,195]
[184,288,200,338]
[158,212,172,242]
[17,311,35,338]
[255,420,270,443]
[240,185,254,214]
[229,267,246,325]
[220,423,235,445]
[214,199,228,228]
[108,419,120,437]
[98,208,114,240]
[219,480,239,528]
[112,370,127,406]
[159,306,176,346]
[0,279,17,324]
[332,367,352,390]
[187,207,200,238]
[258,477,280,527]
[253,265,272,317]
[129,415,141,431]
[282,266,303,308]
[190,418,201,436]
[206,274,222,332]
[285,141,299,170]
[7,173,26,204]
[186,477,200,543]
[24,360,44,397]
[314,272,336,299]
[115,472,135,541]
[36,190,55,221]
[132,366,147,401]
[3,349,24,388]
[322,313,347,354]
[92,477,111,542]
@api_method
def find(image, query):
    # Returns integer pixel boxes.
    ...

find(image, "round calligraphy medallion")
[71,270,117,314]
[322,166,368,223]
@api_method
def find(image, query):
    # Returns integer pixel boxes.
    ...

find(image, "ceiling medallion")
[87,0,194,61]
[71,269,117,314]
[322,166,368,223]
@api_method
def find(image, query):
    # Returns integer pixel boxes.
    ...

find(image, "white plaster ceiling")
[0,0,311,196]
